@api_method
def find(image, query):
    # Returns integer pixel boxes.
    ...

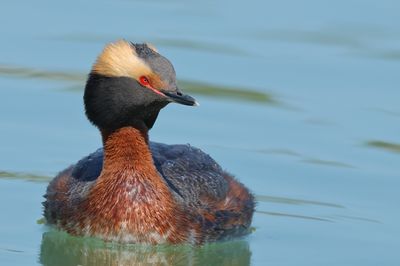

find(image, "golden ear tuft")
[145,43,158,53]
[92,39,152,78]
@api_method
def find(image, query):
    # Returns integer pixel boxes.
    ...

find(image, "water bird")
[43,40,255,244]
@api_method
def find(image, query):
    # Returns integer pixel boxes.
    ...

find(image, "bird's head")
[84,40,198,131]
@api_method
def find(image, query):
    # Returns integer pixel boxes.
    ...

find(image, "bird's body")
[43,40,254,245]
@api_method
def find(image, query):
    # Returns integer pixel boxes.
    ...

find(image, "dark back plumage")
[72,142,229,207]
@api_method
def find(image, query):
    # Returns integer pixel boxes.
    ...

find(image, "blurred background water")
[0,0,399,265]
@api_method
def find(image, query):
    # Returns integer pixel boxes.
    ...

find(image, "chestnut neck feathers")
[101,127,154,173]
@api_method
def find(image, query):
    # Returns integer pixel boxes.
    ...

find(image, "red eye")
[139,76,150,87]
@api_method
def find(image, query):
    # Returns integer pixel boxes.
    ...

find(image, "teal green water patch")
[256,195,344,208]
[0,247,24,253]
[358,49,400,61]
[375,50,400,61]
[301,158,355,169]
[256,210,333,223]
[0,65,83,82]
[0,170,51,183]
[365,140,400,154]
[333,215,381,224]
[179,80,276,104]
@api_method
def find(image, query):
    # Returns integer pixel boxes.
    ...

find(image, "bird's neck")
[100,124,153,174]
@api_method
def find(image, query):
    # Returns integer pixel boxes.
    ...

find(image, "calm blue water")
[0,0,399,265]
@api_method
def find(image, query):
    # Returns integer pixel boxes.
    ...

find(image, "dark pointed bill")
[163,91,199,106]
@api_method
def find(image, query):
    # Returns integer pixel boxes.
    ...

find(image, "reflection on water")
[365,140,400,154]
[179,80,275,104]
[256,195,343,223]
[0,64,276,104]
[48,33,250,56]
[333,215,381,224]
[211,145,355,169]
[300,158,355,169]
[256,210,333,223]
[0,247,24,253]
[256,196,380,224]
[0,170,51,183]
[256,195,344,208]
[257,211,381,224]
[359,49,400,61]
[40,230,251,266]
[0,65,83,82]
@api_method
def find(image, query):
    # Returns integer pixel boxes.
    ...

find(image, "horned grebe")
[43,40,255,244]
